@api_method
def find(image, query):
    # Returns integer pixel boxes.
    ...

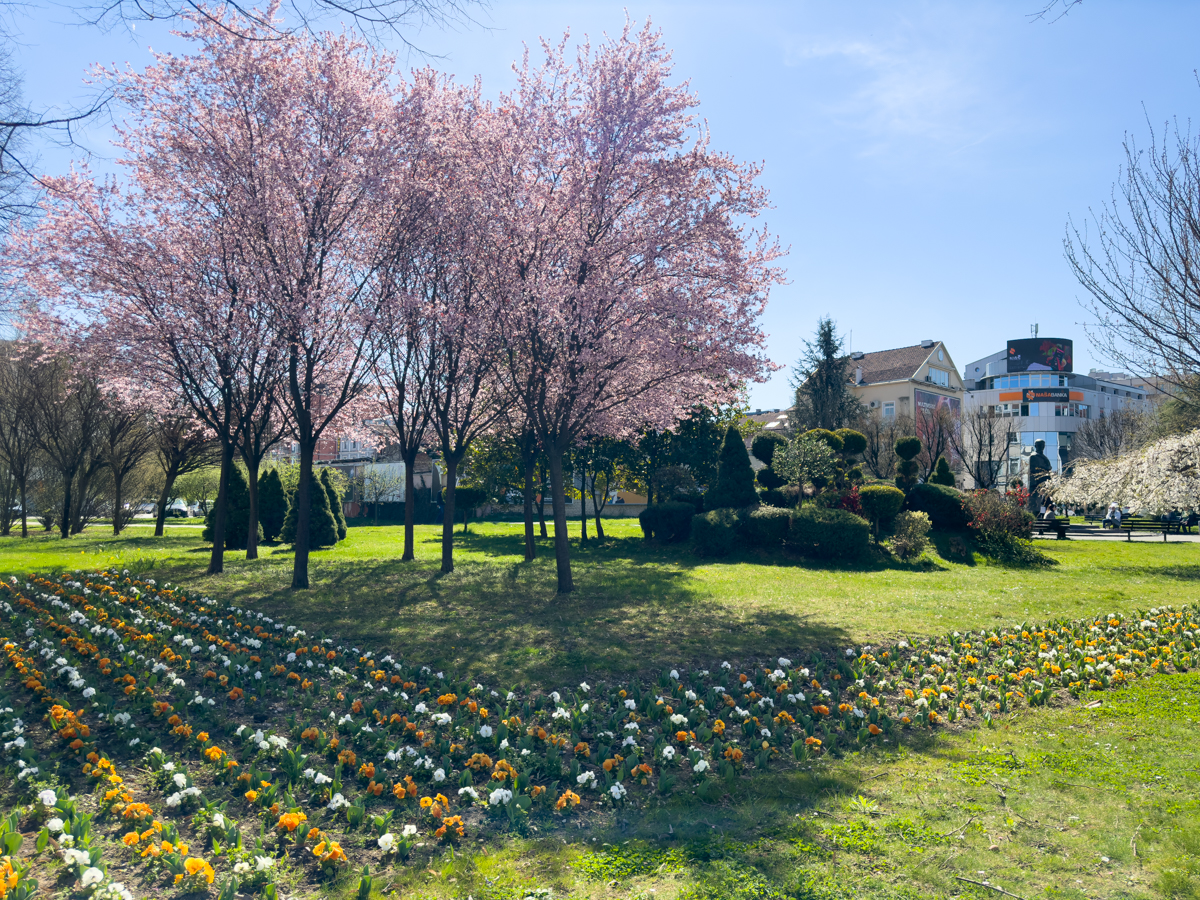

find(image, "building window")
[928,367,949,386]
[882,401,895,419]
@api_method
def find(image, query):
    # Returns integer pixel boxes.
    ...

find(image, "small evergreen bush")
[785,505,869,560]
[321,468,348,541]
[638,502,696,542]
[202,465,263,550]
[258,468,287,542]
[756,466,785,490]
[888,510,931,560]
[738,506,790,549]
[704,427,759,511]
[929,456,956,487]
[448,485,488,531]
[858,484,906,543]
[758,487,797,509]
[692,508,741,557]
[904,483,970,531]
[894,436,921,492]
[281,474,339,548]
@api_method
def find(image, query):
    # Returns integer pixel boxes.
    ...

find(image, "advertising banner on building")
[1021,387,1068,403]
[914,390,961,415]
[1006,338,1073,372]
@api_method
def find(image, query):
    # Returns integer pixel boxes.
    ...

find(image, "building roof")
[852,342,942,385]
[745,409,790,431]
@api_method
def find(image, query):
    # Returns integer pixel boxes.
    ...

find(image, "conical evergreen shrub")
[281,474,339,548]
[704,426,759,510]
[930,456,956,487]
[202,465,263,550]
[321,467,348,541]
[258,468,287,542]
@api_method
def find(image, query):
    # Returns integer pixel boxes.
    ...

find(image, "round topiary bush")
[894,436,922,491]
[756,466,785,489]
[834,428,867,457]
[751,432,788,467]
[785,505,869,560]
[804,428,844,453]
[858,484,906,543]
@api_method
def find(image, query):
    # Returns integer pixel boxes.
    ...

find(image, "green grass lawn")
[1,520,1197,899]
[0,519,1194,687]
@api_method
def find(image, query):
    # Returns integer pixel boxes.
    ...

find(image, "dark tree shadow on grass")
[179,552,854,686]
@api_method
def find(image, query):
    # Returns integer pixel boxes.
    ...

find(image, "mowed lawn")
[0,518,1194,686]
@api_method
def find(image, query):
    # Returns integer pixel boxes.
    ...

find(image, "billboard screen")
[1007,338,1073,373]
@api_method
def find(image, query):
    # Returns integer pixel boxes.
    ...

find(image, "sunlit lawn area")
[0,519,1195,686]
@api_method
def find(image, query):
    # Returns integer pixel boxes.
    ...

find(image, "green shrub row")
[686,504,870,560]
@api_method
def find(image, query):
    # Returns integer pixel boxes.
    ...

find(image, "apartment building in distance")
[846,339,964,422]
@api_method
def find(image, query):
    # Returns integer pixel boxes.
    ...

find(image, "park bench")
[1118,516,1185,541]
[1033,516,1070,540]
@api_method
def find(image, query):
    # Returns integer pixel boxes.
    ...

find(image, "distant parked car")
[161,500,189,518]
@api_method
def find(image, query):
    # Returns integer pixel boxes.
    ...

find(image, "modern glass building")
[961,338,1154,485]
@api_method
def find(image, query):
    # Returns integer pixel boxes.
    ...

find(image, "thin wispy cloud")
[782,12,1012,161]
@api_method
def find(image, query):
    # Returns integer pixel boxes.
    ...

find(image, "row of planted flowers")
[0,569,1196,899]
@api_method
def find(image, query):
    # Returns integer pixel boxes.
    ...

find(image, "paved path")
[1034,526,1200,543]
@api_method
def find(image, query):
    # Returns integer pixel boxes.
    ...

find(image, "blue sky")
[10,0,1200,409]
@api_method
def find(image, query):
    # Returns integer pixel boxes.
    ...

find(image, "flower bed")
[0,569,1195,897]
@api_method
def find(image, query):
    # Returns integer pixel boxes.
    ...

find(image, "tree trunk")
[111,472,124,535]
[18,474,27,539]
[244,458,260,560]
[536,462,548,538]
[441,456,458,575]
[522,458,536,561]
[59,469,73,539]
[208,441,233,575]
[579,473,588,545]
[402,450,417,561]
[291,440,314,589]
[591,473,606,540]
[154,470,177,538]
[546,442,573,594]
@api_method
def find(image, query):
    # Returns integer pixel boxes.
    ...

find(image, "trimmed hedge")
[904,482,970,531]
[638,502,696,543]
[692,508,741,557]
[786,505,870,560]
[739,506,791,550]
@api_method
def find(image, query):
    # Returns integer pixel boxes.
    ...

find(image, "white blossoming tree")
[1046,428,1200,512]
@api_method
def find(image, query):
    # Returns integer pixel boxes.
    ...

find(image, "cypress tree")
[320,467,347,541]
[704,426,759,510]
[281,474,339,548]
[258,468,287,542]
[202,466,262,550]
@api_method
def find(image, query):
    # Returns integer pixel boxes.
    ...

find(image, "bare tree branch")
[1027,0,1082,24]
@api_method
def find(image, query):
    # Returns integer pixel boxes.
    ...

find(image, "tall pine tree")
[791,318,863,432]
